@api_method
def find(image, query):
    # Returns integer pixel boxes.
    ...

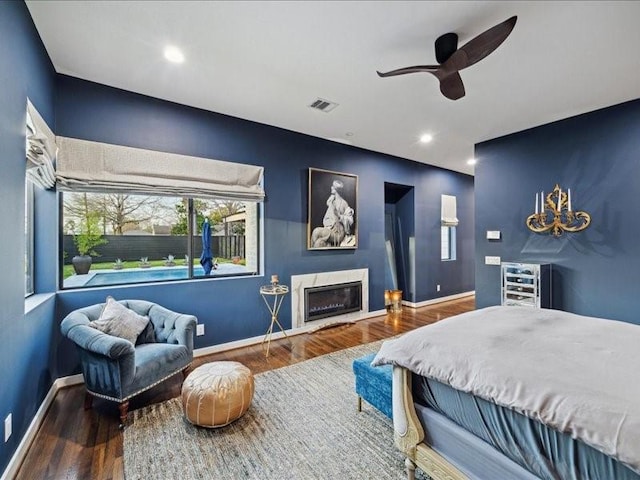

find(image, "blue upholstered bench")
[352,352,393,419]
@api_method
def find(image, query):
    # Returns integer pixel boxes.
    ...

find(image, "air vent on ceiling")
[308,98,339,113]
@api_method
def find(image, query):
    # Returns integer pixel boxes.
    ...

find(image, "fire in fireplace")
[304,281,362,323]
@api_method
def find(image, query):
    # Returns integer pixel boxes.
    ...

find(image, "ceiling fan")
[377,16,517,101]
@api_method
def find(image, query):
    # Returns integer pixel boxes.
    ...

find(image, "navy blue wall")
[0,1,57,473]
[475,98,640,323]
[0,3,473,470]
[54,75,475,374]
[418,169,475,299]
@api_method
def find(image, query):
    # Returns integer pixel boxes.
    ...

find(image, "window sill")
[25,292,55,315]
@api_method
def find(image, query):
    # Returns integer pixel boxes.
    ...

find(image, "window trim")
[58,193,261,290]
[440,225,457,262]
[25,180,34,297]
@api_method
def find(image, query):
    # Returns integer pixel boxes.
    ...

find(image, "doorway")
[384,183,415,302]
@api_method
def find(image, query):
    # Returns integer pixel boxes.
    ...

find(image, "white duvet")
[372,305,640,474]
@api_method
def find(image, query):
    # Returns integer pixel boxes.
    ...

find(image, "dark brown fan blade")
[442,16,517,73]
[376,65,440,77]
[438,72,465,100]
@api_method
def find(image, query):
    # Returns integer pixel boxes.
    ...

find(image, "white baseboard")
[402,291,475,309]
[1,295,470,479]
[1,374,82,480]
[3,307,390,478]
[56,373,84,388]
[194,308,388,357]
[193,293,471,358]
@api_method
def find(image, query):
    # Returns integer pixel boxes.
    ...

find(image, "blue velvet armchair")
[60,299,197,426]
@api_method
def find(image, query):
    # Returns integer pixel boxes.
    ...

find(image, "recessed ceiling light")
[467,158,477,165]
[164,45,185,64]
[419,133,433,144]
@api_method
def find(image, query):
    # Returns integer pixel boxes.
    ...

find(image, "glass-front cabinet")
[501,262,552,308]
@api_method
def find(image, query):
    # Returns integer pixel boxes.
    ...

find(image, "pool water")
[65,264,250,288]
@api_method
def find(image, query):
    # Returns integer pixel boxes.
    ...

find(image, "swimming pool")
[64,264,251,288]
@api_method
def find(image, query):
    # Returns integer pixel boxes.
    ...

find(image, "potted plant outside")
[72,213,108,275]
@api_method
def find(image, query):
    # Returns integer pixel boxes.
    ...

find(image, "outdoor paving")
[63,263,250,288]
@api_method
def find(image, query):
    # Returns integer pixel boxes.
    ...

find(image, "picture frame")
[307,167,358,250]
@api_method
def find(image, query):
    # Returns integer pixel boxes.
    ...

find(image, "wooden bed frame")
[386,306,640,480]
[393,367,468,480]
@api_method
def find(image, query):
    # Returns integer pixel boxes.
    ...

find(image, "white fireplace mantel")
[290,269,369,329]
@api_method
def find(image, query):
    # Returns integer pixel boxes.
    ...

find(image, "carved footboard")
[393,366,467,480]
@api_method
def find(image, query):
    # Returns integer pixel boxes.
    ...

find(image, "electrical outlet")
[196,324,205,336]
[485,256,501,265]
[436,284,441,292]
[5,413,11,442]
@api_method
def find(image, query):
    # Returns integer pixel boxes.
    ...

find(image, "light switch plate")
[485,256,501,265]
[486,230,501,240]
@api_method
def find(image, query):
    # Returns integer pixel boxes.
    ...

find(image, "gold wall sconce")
[384,289,403,313]
[526,184,591,237]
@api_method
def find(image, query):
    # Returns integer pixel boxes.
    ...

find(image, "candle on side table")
[271,274,279,284]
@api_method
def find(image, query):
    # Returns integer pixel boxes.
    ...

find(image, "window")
[440,226,457,261]
[440,194,458,262]
[25,180,34,296]
[60,192,260,289]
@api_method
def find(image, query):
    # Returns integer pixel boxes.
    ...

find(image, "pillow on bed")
[89,296,150,345]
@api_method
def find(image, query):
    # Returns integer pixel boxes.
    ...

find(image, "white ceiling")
[26,1,640,175]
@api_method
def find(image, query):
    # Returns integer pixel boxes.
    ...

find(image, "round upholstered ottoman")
[182,361,254,428]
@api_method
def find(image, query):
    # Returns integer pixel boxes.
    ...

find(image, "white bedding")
[372,306,640,473]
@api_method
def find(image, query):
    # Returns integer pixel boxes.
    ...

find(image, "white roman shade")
[55,137,265,202]
[26,100,57,189]
[441,194,459,226]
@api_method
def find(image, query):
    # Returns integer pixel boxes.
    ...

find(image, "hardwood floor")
[14,296,474,480]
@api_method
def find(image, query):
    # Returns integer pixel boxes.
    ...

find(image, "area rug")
[123,340,424,479]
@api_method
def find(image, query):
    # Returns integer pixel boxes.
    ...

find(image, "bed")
[373,306,640,480]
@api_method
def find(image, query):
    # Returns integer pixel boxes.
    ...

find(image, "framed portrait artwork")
[307,168,358,250]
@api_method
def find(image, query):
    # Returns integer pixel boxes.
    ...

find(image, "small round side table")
[259,284,290,357]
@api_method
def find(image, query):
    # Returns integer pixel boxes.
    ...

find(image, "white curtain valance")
[26,100,57,189]
[55,137,264,202]
[441,194,459,226]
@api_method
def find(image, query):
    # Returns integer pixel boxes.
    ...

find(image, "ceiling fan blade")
[439,72,465,100]
[443,16,517,72]
[376,65,440,77]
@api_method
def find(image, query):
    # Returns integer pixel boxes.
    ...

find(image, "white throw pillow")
[89,296,149,345]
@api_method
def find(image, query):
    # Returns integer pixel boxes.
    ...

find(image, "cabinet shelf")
[501,262,551,309]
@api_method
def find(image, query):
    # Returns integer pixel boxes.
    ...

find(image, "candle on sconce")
[526,184,591,236]
[557,187,562,211]
[271,274,279,284]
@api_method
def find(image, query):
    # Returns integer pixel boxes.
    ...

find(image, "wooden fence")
[62,235,245,263]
